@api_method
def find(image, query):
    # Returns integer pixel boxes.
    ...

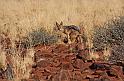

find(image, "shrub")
[93,26,109,50]
[108,45,124,63]
[93,16,124,50]
[28,28,58,46]
[93,16,124,63]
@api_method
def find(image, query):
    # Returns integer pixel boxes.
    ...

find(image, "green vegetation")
[93,16,124,63]
[28,28,58,46]
[93,16,124,50]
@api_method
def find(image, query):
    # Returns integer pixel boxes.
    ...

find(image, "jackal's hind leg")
[75,35,82,43]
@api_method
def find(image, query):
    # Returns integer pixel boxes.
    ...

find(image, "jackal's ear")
[60,21,63,26]
[56,22,59,27]
[55,22,61,31]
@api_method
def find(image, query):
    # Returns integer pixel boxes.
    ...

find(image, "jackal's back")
[63,25,81,33]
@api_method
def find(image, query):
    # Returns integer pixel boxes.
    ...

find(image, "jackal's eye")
[57,34,61,38]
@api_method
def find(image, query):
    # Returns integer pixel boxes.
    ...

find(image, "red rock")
[60,55,75,63]
[93,70,107,76]
[36,60,50,68]
[27,44,124,81]
[0,79,8,81]
[52,58,61,67]
[34,44,54,53]
[62,63,74,70]
[72,59,84,69]
[59,70,69,81]
[52,73,60,81]
[73,71,83,81]
[52,44,69,53]
[34,51,53,63]
[65,54,76,62]
[86,75,94,79]
[45,66,61,74]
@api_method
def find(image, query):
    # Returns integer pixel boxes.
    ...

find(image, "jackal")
[54,22,83,44]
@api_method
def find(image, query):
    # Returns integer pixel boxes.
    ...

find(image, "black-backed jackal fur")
[54,22,84,44]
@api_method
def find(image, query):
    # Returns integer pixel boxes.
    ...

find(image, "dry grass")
[0,0,124,81]
[0,45,6,70]
[0,0,124,46]
[12,48,34,81]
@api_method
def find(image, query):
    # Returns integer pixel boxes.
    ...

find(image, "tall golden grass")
[0,0,124,46]
[0,0,124,80]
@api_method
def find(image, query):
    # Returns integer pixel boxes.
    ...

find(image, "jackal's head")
[53,22,66,44]
[55,21,64,32]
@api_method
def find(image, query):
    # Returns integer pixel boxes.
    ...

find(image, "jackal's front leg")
[67,34,71,44]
